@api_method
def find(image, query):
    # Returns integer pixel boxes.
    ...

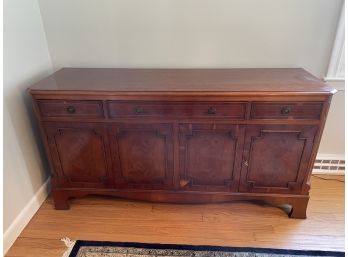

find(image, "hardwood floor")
[6,175,345,257]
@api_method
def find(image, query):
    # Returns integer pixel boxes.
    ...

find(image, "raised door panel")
[239,125,317,194]
[44,123,112,188]
[109,123,174,190]
[179,124,244,192]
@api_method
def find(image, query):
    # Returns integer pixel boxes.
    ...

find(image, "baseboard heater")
[313,155,345,175]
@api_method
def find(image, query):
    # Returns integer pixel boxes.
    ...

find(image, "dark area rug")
[68,241,344,257]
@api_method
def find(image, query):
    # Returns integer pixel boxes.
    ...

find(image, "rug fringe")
[61,237,76,257]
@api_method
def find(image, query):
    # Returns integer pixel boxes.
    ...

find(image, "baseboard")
[313,154,345,175]
[3,178,51,255]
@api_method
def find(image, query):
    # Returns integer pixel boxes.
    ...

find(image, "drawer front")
[251,102,323,120]
[107,101,247,119]
[38,100,104,118]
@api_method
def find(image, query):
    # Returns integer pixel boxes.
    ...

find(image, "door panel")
[109,123,174,189]
[239,125,317,194]
[45,123,112,188]
[179,124,244,192]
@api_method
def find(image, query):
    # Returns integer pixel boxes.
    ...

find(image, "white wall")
[3,0,53,252]
[37,0,344,155]
[319,89,345,155]
[38,0,342,78]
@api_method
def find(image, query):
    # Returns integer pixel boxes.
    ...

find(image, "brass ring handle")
[134,106,144,115]
[66,106,76,114]
[207,106,217,115]
[281,106,291,115]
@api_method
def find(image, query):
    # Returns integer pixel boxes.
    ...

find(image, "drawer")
[37,100,104,118]
[251,102,323,120]
[107,101,247,119]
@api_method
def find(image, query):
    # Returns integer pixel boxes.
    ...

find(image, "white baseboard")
[3,178,51,255]
[313,170,345,175]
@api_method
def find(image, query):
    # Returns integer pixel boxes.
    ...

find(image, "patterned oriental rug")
[64,240,344,257]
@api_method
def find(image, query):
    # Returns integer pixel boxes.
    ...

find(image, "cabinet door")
[239,125,317,194]
[178,124,244,192]
[109,123,174,190]
[45,123,112,188]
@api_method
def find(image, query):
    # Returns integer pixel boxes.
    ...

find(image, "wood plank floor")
[6,175,345,257]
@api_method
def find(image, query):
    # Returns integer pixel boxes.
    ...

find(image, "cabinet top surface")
[28,68,335,95]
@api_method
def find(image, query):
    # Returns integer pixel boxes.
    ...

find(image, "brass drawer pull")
[66,106,76,114]
[281,106,291,115]
[207,106,217,115]
[134,106,144,115]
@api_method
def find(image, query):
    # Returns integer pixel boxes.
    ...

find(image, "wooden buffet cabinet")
[28,68,336,219]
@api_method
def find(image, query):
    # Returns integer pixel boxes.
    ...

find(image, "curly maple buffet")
[28,68,336,219]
